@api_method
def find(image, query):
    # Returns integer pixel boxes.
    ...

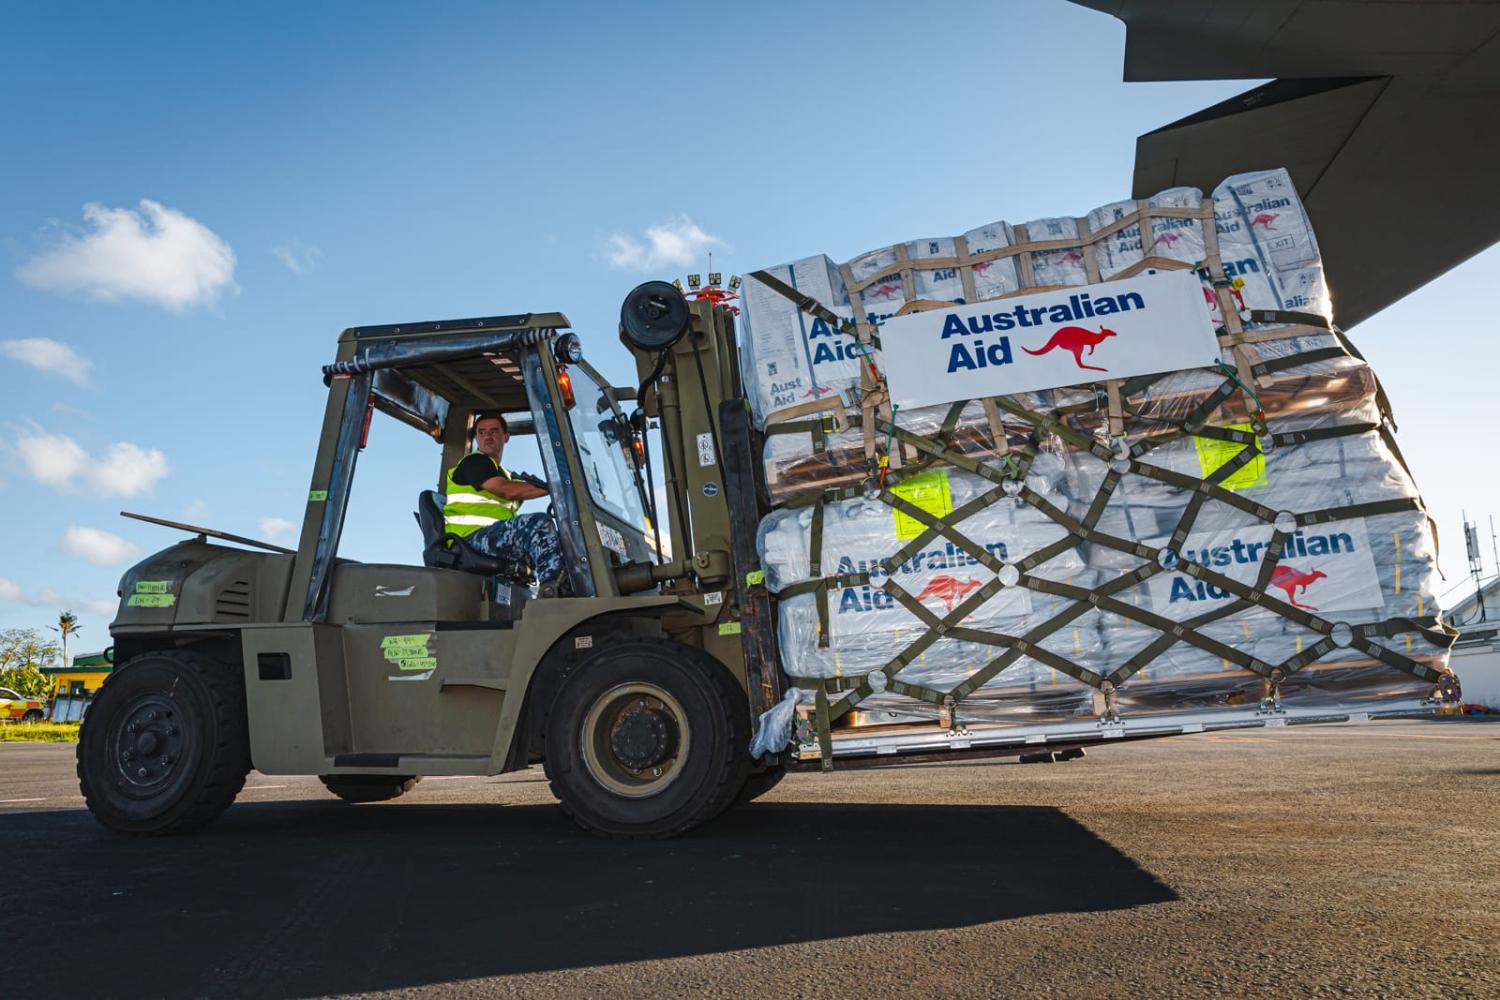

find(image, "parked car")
[0,687,45,722]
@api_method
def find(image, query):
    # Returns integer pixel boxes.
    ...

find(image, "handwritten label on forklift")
[696,432,715,468]
[127,580,175,608]
[1192,422,1268,491]
[890,470,953,540]
[382,633,436,681]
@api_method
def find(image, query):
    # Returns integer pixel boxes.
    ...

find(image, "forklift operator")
[442,411,563,590]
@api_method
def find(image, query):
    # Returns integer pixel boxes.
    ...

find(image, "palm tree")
[50,611,82,669]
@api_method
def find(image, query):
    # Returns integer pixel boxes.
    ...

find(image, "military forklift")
[80,282,787,838]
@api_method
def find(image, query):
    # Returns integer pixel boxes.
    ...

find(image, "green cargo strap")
[1350,636,1445,684]
[1274,422,1379,447]
[1181,378,1243,431]
[1295,496,1422,527]
[1080,468,1122,530]
[1251,346,1348,378]
[1246,309,1332,330]
[814,689,834,771]
[1278,636,1337,673]
[1186,423,1258,445]
[1253,531,1290,591]
[881,491,1004,574]
[808,497,825,578]
[779,571,869,600]
[765,415,840,454]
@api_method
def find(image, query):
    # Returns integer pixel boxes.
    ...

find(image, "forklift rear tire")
[320,775,422,803]
[77,649,251,836]
[544,639,750,839]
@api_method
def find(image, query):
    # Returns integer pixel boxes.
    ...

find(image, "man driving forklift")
[442,410,563,592]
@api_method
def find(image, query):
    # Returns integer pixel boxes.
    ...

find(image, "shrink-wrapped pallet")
[743,167,1455,749]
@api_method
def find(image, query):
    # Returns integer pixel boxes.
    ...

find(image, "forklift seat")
[414,491,534,584]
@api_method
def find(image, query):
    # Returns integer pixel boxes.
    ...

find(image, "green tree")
[0,629,58,698]
[0,664,48,700]
[51,610,82,669]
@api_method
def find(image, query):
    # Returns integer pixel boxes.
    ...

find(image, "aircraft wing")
[1074,1,1500,327]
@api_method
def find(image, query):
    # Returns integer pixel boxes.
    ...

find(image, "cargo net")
[747,217,1459,763]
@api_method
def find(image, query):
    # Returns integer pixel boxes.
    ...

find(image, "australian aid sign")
[1146,519,1385,615]
[879,269,1220,410]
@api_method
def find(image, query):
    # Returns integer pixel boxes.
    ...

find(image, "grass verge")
[0,722,81,743]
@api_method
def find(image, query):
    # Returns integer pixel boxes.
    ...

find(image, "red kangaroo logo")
[1054,250,1085,266]
[1270,565,1327,610]
[1153,231,1183,248]
[869,283,902,300]
[800,385,834,399]
[1201,285,1246,311]
[1023,325,1117,372]
[1251,212,1280,230]
[973,260,993,276]
[914,575,983,613]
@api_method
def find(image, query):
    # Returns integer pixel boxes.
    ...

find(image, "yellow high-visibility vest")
[442,453,520,537]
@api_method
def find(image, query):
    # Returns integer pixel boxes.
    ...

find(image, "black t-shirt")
[451,453,508,492]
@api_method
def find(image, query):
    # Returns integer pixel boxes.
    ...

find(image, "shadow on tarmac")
[3,799,1174,998]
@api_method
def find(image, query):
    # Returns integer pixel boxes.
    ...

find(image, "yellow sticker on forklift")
[127,594,175,608]
[1192,422,1268,491]
[380,634,431,654]
[890,470,953,540]
[308,490,328,501]
[394,656,437,672]
[718,622,742,635]
[134,580,171,594]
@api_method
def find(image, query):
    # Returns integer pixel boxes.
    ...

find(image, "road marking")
[0,797,48,804]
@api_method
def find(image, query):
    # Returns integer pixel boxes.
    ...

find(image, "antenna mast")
[1464,510,1486,621]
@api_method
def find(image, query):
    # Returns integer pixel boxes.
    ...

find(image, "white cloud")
[15,430,89,486]
[94,442,170,497]
[257,516,297,541]
[183,498,208,519]
[13,428,168,496]
[272,240,323,275]
[61,525,140,567]
[0,338,92,385]
[0,576,113,617]
[17,199,237,312]
[605,217,724,272]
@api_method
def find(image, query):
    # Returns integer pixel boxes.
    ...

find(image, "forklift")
[80,282,784,838]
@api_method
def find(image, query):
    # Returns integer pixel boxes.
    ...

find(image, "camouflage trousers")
[468,514,563,585]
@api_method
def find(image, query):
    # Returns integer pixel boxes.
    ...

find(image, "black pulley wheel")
[77,650,250,835]
[620,280,690,351]
[543,638,750,839]
[320,774,422,803]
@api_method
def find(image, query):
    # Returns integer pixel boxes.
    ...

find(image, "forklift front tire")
[77,649,250,835]
[544,639,750,839]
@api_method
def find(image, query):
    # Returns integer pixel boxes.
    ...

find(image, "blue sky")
[2,0,1496,653]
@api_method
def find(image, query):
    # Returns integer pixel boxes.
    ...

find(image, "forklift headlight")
[554,333,583,365]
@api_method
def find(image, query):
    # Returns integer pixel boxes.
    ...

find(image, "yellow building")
[42,649,113,720]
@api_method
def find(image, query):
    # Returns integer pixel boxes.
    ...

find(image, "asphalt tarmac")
[2,718,1497,999]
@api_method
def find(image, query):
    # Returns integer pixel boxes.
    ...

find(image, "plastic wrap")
[743,166,1454,743]
[738,168,1334,433]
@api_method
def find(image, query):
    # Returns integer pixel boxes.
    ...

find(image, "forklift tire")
[77,649,250,836]
[734,765,786,806]
[544,639,750,839]
[320,775,422,803]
